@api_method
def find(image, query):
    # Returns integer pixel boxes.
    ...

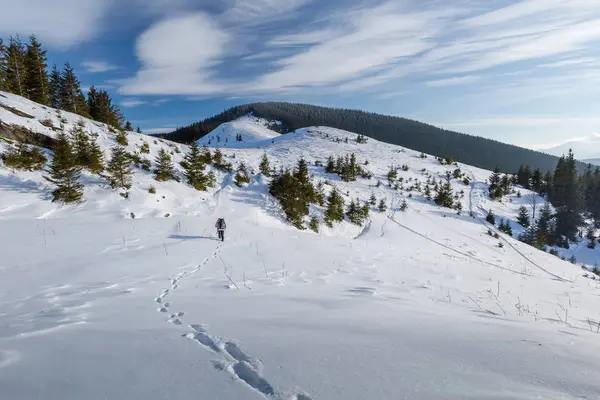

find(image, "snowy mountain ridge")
[1,91,600,400]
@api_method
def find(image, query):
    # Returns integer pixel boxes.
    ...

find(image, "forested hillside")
[162,102,584,174]
[0,34,134,132]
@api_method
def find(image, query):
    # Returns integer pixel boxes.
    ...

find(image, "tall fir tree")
[435,176,454,208]
[182,142,208,190]
[517,205,530,227]
[552,150,583,240]
[154,148,176,181]
[44,131,84,203]
[60,63,88,116]
[106,145,133,190]
[488,165,503,199]
[5,36,27,97]
[0,38,7,91]
[24,35,49,105]
[49,64,62,109]
[259,153,271,176]
[294,157,316,203]
[325,187,344,226]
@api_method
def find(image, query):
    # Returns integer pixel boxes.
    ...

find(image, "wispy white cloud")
[118,13,231,96]
[0,0,113,48]
[426,75,481,87]
[121,99,147,108]
[82,60,119,73]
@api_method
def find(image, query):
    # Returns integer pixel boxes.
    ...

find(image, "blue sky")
[2,0,600,150]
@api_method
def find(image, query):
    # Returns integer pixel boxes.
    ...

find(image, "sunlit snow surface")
[1,91,600,399]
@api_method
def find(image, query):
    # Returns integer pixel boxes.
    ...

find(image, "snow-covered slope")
[196,114,281,149]
[1,92,600,400]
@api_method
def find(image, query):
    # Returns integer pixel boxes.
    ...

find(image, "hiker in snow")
[215,218,226,241]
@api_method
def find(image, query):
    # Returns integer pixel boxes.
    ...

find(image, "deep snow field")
[1,91,600,399]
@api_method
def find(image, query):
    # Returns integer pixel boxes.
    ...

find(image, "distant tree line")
[490,149,600,250]
[159,102,587,173]
[0,34,136,131]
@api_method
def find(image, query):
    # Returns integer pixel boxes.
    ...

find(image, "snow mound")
[196,115,281,149]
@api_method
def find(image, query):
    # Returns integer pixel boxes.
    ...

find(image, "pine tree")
[136,126,142,134]
[377,198,387,213]
[259,153,271,176]
[44,132,84,203]
[60,63,87,115]
[0,38,7,91]
[124,121,133,131]
[517,205,530,227]
[486,209,496,225]
[434,177,454,208]
[552,150,583,240]
[325,155,335,173]
[294,157,316,203]
[369,192,377,206]
[387,166,397,184]
[154,148,176,181]
[269,168,307,229]
[115,130,128,146]
[70,120,92,166]
[24,35,49,104]
[234,162,251,187]
[488,165,503,199]
[586,228,597,249]
[325,187,344,226]
[536,202,555,246]
[182,142,208,190]
[207,171,217,188]
[106,145,133,190]
[49,64,62,109]
[88,136,104,174]
[5,36,27,97]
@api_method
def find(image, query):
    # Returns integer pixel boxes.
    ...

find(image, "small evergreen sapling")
[44,132,84,203]
[106,145,133,190]
[259,153,271,176]
[154,148,176,181]
[115,130,128,146]
[517,206,530,228]
[377,198,387,213]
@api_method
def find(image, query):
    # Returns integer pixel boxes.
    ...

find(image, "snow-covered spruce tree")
[294,157,317,203]
[88,136,104,174]
[369,192,377,206]
[325,187,344,227]
[346,199,362,225]
[325,155,335,173]
[44,132,84,203]
[182,142,208,190]
[259,153,271,176]
[154,148,176,181]
[377,198,387,213]
[517,206,530,227]
[106,145,133,190]
[399,199,408,211]
[485,209,496,225]
[387,166,397,184]
[434,178,454,208]
[234,162,251,187]
[488,165,503,200]
[211,148,232,172]
[269,168,308,229]
[115,129,128,146]
[207,171,217,188]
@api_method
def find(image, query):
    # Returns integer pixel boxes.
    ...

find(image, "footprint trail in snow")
[152,243,311,399]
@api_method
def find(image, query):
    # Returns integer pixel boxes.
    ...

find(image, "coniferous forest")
[160,102,587,174]
[0,34,130,130]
